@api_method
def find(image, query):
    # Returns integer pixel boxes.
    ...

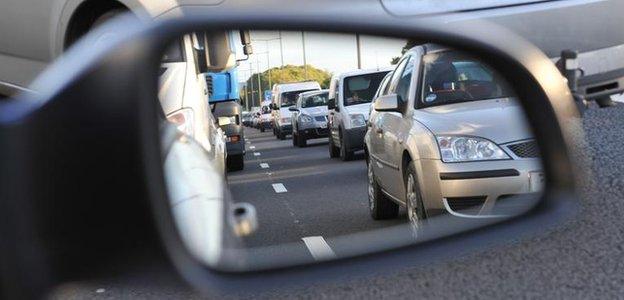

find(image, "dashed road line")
[260,163,269,169]
[253,152,261,156]
[249,145,256,149]
[302,236,337,261]
[272,183,287,193]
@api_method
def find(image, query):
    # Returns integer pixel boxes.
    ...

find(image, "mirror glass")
[158,30,545,271]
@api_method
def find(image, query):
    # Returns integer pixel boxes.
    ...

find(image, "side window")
[395,56,415,104]
[387,57,409,95]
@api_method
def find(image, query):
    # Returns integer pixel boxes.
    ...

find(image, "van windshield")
[343,72,388,106]
[281,90,316,107]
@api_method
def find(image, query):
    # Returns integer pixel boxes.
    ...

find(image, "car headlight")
[350,114,366,127]
[280,117,291,124]
[436,136,510,162]
[299,114,313,123]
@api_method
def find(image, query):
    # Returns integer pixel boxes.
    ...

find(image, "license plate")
[529,172,545,192]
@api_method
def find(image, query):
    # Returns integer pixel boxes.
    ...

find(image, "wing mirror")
[0,12,582,299]
[374,95,400,112]
[327,98,336,109]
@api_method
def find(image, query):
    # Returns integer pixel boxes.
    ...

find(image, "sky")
[235,30,407,83]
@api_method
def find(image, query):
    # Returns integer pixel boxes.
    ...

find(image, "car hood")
[344,103,373,120]
[300,106,328,116]
[416,98,532,144]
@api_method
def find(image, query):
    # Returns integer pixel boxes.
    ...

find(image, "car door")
[292,95,302,132]
[328,77,341,144]
[371,57,410,195]
[383,55,418,199]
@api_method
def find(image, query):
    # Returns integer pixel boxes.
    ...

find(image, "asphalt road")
[51,103,624,299]
[228,128,403,251]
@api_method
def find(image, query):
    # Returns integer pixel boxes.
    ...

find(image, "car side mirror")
[272,103,279,110]
[327,98,336,110]
[374,95,400,112]
[288,107,299,112]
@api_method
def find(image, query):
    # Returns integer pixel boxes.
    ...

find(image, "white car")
[327,68,392,161]
[271,81,321,139]
[289,90,330,147]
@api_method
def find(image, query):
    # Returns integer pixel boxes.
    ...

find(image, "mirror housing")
[239,30,253,55]
[374,95,400,112]
[288,107,299,112]
[327,98,336,110]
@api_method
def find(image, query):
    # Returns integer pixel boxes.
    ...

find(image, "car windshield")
[301,92,329,108]
[420,50,515,107]
[343,72,388,106]
[280,89,316,107]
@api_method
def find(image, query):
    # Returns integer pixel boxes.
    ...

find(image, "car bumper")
[344,126,367,151]
[299,127,329,138]
[278,124,292,134]
[419,158,543,218]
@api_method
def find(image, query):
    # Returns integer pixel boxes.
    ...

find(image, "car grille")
[315,128,329,135]
[314,115,327,122]
[507,140,539,158]
[446,196,486,211]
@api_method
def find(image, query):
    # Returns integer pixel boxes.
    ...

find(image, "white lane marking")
[95,288,106,294]
[250,145,256,149]
[272,183,287,193]
[260,163,269,169]
[302,236,337,261]
[253,152,261,156]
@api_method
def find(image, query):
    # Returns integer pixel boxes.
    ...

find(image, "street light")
[251,37,283,68]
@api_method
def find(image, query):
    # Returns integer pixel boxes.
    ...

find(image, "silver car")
[365,45,543,226]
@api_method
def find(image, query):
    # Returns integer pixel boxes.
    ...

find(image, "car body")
[242,111,252,127]
[160,34,227,176]
[258,103,273,132]
[271,81,321,139]
[290,89,330,147]
[213,100,246,171]
[365,45,543,225]
[327,68,392,160]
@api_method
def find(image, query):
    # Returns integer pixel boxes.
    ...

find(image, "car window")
[387,57,409,94]
[395,56,415,104]
[301,92,329,108]
[280,89,316,107]
[375,72,393,99]
[420,50,515,107]
[343,72,389,106]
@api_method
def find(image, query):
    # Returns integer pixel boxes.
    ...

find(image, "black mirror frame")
[0,7,581,299]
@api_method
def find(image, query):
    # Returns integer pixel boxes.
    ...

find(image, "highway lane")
[228,127,404,250]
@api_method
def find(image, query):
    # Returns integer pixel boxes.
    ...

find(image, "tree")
[391,39,425,64]
[243,65,332,104]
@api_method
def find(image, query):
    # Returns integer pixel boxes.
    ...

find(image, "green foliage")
[244,65,332,95]
[391,39,424,64]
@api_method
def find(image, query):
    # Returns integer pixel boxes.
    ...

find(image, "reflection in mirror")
[158,30,544,272]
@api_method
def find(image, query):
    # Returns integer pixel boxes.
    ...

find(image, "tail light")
[166,108,195,137]
[228,135,241,143]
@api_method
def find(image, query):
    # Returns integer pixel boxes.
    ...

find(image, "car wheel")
[296,132,307,147]
[292,131,298,147]
[339,131,354,161]
[368,160,399,220]
[227,154,245,171]
[405,162,426,231]
[260,125,265,132]
[329,133,340,158]
[278,132,286,140]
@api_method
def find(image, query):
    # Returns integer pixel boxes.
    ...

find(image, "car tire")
[278,131,286,140]
[329,133,340,158]
[260,125,265,132]
[339,131,354,161]
[296,131,307,147]
[405,162,426,229]
[227,154,244,171]
[292,131,298,147]
[368,160,399,220]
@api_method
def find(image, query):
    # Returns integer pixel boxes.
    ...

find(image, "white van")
[271,81,321,139]
[160,34,227,176]
[327,68,392,161]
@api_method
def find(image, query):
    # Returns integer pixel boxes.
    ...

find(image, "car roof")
[273,81,321,93]
[334,67,394,80]
[299,89,329,98]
